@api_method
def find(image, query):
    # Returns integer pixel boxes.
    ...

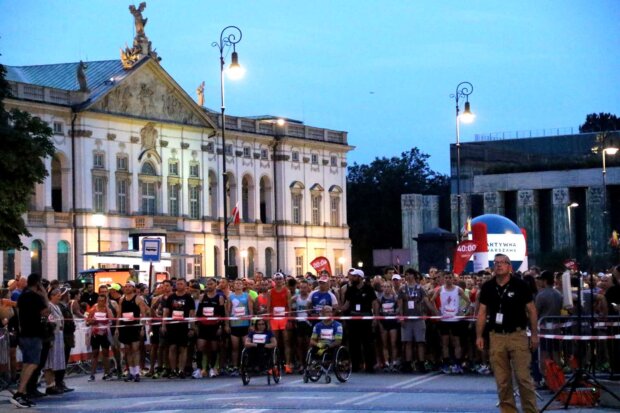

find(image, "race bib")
[172,310,184,320]
[253,333,267,344]
[298,311,308,321]
[94,312,107,321]
[122,312,134,321]
[320,329,334,340]
[203,307,215,317]
[408,300,415,310]
[382,303,395,313]
[274,306,285,317]
[233,306,246,317]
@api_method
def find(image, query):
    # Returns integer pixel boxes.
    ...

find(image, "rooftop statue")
[196,81,205,106]
[77,60,90,92]
[129,2,148,37]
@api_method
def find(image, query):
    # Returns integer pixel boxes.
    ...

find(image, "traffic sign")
[142,238,161,262]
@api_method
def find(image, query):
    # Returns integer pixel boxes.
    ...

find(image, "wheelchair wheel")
[240,348,251,386]
[271,348,281,384]
[304,348,322,382]
[334,346,352,383]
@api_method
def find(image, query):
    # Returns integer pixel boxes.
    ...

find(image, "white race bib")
[320,329,334,340]
[172,310,184,320]
[253,333,267,344]
[382,303,395,313]
[203,307,215,317]
[94,312,107,321]
[122,312,134,321]
[233,306,246,317]
[274,306,285,317]
[408,300,415,310]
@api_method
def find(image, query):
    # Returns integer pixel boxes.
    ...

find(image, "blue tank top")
[229,292,250,327]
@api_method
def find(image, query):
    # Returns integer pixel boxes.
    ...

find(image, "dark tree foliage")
[579,113,619,133]
[346,148,449,271]
[0,64,55,250]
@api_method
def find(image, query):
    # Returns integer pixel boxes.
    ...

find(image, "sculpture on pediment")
[129,2,148,38]
[140,122,158,152]
[196,81,205,106]
[77,60,90,92]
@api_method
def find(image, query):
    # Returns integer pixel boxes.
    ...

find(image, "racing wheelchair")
[239,346,281,386]
[303,345,352,383]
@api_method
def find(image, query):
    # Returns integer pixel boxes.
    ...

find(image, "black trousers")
[347,320,374,372]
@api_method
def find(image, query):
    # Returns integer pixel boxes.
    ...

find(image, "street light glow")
[227,51,245,80]
[92,213,105,228]
[459,101,475,124]
[240,249,248,258]
[604,147,619,155]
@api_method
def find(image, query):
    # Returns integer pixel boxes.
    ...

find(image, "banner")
[310,256,332,275]
[472,222,489,273]
[453,240,477,275]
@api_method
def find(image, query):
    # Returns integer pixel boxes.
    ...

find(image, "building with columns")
[448,132,620,267]
[1,18,352,283]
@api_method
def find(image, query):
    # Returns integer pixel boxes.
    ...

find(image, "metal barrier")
[0,327,11,390]
[538,315,620,378]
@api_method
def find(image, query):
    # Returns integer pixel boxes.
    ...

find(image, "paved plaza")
[1,372,616,412]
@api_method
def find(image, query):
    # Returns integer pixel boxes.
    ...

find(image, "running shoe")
[88,375,95,382]
[11,392,35,408]
[477,364,491,375]
[124,374,135,382]
[209,368,217,378]
[441,364,451,375]
[284,364,293,374]
[134,374,140,382]
[102,373,111,381]
[451,364,464,374]
[229,367,239,377]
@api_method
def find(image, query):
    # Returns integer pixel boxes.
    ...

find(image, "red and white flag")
[229,202,240,226]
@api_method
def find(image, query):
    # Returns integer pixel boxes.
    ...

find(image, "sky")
[2,0,620,175]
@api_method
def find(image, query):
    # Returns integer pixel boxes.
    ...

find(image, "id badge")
[495,313,504,325]
[408,300,415,310]
[355,304,361,312]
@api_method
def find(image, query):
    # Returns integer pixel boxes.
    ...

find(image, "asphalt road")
[0,372,616,412]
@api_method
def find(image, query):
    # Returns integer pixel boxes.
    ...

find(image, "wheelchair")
[239,346,281,386]
[303,345,352,383]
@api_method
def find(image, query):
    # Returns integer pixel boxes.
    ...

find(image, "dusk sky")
[2,0,620,175]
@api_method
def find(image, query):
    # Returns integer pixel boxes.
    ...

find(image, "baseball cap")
[59,287,70,296]
[109,283,122,291]
[273,272,284,279]
[126,281,136,287]
[351,269,364,277]
[319,275,329,283]
[391,274,402,281]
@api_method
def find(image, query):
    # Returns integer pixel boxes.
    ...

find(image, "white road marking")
[402,373,442,388]
[278,396,333,400]
[205,395,262,401]
[387,372,437,388]
[336,391,380,405]
[354,392,389,405]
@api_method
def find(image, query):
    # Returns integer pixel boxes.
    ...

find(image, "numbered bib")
[203,307,215,317]
[172,310,184,320]
[233,306,246,317]
[382,302,395,313]
[408,300,415,310]
[253,333,267,344]
[274,306,285,317]
[94,312,107,321]
[320,329,334,340]
[122,312,134,321]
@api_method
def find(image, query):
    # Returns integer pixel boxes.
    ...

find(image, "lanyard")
[495,281,510,313]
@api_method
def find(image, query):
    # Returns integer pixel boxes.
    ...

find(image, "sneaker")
[88,375,95,382]
[284,364,293,374]
[229,367,239,377]
[152,371,161,379]
[451,364,464,374]
[46,386,64,396]
[144,371,154,378]
[27,389,46,398]
[441,364,451,375]
[124,374,135,382]
[102,373,111,381]
[134,374,140,382]
[11,392,34,408]
[477,364,491,375]
[60,384,75,393]
[209,368,217,378]
[383,362,391,373]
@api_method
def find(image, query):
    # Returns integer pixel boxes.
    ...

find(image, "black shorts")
[296,322,313,338]
[150,325,161,345]
[438,321,463,336]
[198,324,220,341]
[91,333,111,350]
[119,324,142,345]
[381,320,400,331]
[230,326,249,338]
[167,324,189,347]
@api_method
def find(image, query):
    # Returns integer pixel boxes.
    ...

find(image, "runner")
[196,278,225,378]
[267,273,293,373]
[116,281,149,382]
[226,279,254,376]
[147,280,172,378]
[375,281,400,372]
[86,293,114,381]
[291,279,312,372]
[161,279,195,379]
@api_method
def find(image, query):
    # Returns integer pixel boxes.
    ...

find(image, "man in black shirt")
[12,273,48,408]
[342,269,377,373]
[161,279,195,378]
[476,254,538,413]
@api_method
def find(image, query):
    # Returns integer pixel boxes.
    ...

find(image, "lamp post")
[567,202,579,258]
[212,26,244,279]
[451,82,475,240]
[338,256,346,275]
[593,132,619,235]
[92,213,105,256]
[241,249,248,278]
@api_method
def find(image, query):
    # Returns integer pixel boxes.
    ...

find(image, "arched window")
[329,185,343,227]
[229,246,238,267]
[265,248,274,277]
[241,175,254,223]
[31,240,43,275]
[57,241,70,282]
[290,181,305,225]
[310,184,324,226]
[259,176,273,223]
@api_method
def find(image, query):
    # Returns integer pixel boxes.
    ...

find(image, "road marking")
[278,396,333,400]
[387,372,437,389]
[354,392,389,405]
[129,399,191,407]
[205,395,262,401]
[402,373,442,388]
[336,392,380,405]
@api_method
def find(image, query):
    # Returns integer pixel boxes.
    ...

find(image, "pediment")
[88,61,214,128]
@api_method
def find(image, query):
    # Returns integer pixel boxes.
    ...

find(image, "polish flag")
[229,202,240,226]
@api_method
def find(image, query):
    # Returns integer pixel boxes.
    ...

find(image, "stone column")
[450,193,470,235]
[586,186,606,257]
[483,191,505,215]
[517,189,540,256]
[402,194,423,269]
[552,188,570,252]
[422,195,440,232]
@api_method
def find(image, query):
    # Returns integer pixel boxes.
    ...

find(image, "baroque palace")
[1,6,352,283]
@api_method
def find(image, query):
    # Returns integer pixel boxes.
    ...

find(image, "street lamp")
[593,133,619,240]
[92,213,105,256]
[338,256,346,274]
[451,82,475,240]
[567,202,579,258]
[241,249,248,278]
[357,261,363,268]
[212,26,244,278]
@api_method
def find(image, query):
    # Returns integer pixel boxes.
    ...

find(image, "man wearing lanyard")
[476,254,538,413]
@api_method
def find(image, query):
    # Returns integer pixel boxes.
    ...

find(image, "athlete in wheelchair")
[304,305,352,383]
[240,319,281,385]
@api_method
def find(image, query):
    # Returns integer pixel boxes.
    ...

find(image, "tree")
[579,112,619,133]
[0,63,55,250]
[346,148,449,272]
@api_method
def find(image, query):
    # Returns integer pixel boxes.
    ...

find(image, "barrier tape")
[539,334,620,341]
[539,320,620,329]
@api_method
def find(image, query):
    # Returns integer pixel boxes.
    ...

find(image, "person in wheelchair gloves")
[309,305,343,360]
[244,319,277,372]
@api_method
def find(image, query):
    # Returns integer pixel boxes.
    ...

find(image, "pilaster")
[552,187,570,251]
[517,189,540,255]
[586,186,606,257]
